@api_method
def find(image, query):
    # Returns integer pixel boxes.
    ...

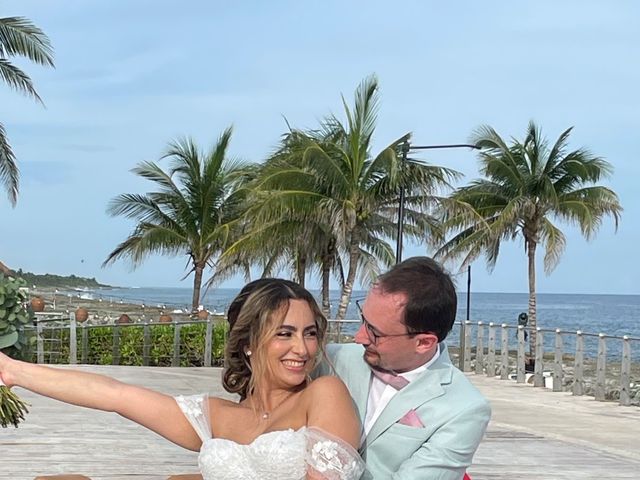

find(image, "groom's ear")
[414,333,438,354]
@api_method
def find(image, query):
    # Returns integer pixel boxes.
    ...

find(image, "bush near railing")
[31,321,228,367]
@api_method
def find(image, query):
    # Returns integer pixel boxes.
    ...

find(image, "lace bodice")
[175,394,365,480]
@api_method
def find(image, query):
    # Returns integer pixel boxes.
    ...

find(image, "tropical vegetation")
[103,128,249,312]
[220,75,458,318]
[95,77,623,329]
[15,270,109,289]
[436,121,622,353]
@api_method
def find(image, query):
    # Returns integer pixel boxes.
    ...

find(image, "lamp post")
[395,140,480,370]
[395,140,480,263]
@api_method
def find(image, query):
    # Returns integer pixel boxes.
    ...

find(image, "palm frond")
[538,218,566,273]
[0,58,42,102]
[0,17,54,67]
[0,123,18,205]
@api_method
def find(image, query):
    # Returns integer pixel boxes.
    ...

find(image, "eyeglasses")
[355,299,431,345]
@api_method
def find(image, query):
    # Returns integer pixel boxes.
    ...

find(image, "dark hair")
[223,279,327,400]
[375,256,457,342]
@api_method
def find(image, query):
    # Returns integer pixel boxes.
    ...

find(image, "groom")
[321,256,490,479]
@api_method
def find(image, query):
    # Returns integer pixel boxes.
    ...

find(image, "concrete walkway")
[2,366,639,479]
[468,374,640,479]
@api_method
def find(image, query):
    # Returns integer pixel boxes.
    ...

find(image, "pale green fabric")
[321,343,491,480]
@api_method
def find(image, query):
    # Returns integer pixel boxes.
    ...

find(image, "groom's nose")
[354,324,370,345]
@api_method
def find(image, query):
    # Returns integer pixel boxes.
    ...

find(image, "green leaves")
[0,274,32,353]
[0,331,18,350]
[0,273,32,427]
[104,128,249,311]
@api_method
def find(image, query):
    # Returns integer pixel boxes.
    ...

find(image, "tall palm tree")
[103,128,249,311]
[436,121,622,353]
[234,75,458,319]
[1,16,54,206]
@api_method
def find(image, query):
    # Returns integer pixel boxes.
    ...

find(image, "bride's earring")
[243,349,253,372]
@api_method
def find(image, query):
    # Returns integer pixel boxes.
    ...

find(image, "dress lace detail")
[174,394,365,480]
[175,393,211,441]
[305,427,365,480]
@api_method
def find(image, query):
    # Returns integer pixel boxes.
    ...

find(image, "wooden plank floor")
[1,365,639,480]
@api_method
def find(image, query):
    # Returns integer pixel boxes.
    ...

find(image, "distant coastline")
[15,269,112,289]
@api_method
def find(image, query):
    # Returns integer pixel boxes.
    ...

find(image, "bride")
[0,280,365,480]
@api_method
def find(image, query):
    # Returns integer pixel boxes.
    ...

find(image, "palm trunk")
[296,253,306,288]
[336,242,359,321]
[192,264,204,313]
[527,241,537,356]
[321,254,331,318]
[260,254,277,278]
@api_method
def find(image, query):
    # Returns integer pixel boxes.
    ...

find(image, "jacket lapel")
[346,352,373,423]
[364,344,454,445]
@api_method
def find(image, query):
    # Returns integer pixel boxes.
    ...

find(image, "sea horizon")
[49,286,639,335]
[73,284,640,298]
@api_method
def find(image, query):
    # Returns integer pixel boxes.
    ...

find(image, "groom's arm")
[392,399,491,480]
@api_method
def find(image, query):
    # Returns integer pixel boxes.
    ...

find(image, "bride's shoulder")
[304,375,361,450]
[208,396,239,411]
[305,375,350,400]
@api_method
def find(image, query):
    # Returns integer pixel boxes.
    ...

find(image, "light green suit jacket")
[320,343,491,480]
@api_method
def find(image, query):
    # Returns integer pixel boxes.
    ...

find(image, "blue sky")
[1,1,638,294]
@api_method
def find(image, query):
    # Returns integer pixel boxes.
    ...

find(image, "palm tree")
[436,121,622,354]
[233,75,458,319]
[103,128,249,311]
[1,16,54,206]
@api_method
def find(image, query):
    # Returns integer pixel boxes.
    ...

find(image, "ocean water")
[77,287,640,360]
[84,287,640,339]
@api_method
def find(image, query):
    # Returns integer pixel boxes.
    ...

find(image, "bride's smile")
[265,299,319,389]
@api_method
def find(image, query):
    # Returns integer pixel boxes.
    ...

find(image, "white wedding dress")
[175,394,366,480]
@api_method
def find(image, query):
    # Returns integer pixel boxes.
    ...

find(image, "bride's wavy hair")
[223,279,327,401]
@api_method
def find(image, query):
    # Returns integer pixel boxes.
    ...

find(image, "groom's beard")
[362,347,382,368]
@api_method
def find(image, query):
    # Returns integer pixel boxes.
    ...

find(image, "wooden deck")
[2,365,639,480]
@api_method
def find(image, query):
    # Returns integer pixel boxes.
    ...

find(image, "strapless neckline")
[176,394,365,480]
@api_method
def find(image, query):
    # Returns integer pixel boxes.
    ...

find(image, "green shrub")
[38,321,228,367]
[0,274,35,359]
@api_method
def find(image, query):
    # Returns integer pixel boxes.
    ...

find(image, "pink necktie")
[371,369,410,390]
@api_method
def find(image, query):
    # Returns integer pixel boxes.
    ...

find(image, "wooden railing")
[455,322,640,407]
[28,315,359,368]
[30,313,226,367]
[25,315,639,407]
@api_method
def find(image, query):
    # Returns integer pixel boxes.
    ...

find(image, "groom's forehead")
[369,285,408,308]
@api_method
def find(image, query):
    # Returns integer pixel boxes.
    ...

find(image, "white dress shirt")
[363,345,440,436]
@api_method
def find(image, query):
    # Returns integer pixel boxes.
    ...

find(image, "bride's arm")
[304,376,365,479]
[0,352,202,451]
[305,375,361,449]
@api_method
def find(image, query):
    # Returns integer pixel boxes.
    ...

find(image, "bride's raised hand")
[0,350,17,387]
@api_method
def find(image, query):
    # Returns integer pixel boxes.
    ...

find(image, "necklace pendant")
[262,412,269,420]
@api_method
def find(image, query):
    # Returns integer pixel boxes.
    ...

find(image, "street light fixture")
[395,140,480,264]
